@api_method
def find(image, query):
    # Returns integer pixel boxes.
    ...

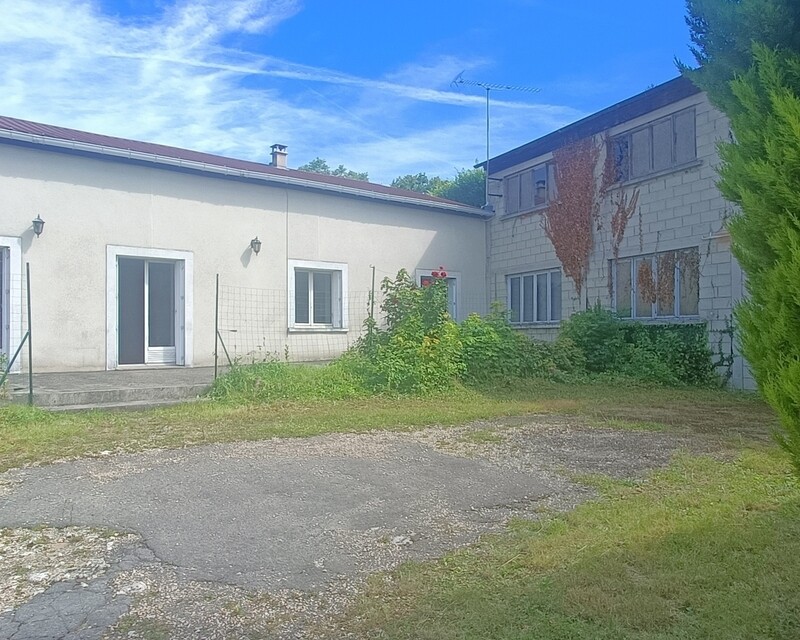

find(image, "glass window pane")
[631,128,651,178]
[652,119,673,172]
[313,271,332,324]
[523,275,535,322]
[550,271,562,321]
[536,273,548,321]
[615,260,632,317]
[656,252,677,316]
[678,249,700,316]
[509,277,520,323]
[635,258,655,318]
[533,165,548,207]
[506,175,520,213]
[519,170,533,211]
[295,270,309,324]
[148,262,175,347]
[612,137,630,182]
[674,110,696,165]
[547,163,558,201]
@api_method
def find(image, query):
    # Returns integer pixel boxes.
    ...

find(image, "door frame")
[415,268,461,321]
[0,236,22,373]
[106,245,193,370]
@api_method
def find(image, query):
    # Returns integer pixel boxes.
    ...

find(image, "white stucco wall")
[0,144,487,372]
[487,92,754,389]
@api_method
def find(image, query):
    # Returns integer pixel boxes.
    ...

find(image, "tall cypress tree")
[683,0,800,473]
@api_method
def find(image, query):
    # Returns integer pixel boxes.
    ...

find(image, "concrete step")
[3,368,217,411]
[8,383,211,408]
[47,397,211,413]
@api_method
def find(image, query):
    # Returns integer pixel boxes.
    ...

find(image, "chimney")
[270,143,288,168]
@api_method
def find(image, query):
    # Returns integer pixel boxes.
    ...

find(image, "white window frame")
[288,259,348,332]
[106,245,193,370]
[506,269,562,324]
[415,269,461,320]
[611,248,700,320]
[0,236,23,373]
[610,107,697,183]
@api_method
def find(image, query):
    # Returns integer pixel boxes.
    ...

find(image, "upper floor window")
[611,108,696,182]
[504,162,557,215]
[612,247,699,319]
[507,269,562,323]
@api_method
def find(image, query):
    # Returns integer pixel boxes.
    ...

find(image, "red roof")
[0,115,485,214]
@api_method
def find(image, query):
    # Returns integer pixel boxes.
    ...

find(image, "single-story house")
[484,76,753,389]
[0,117,489,373]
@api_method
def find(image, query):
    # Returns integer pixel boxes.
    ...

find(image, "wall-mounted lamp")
[250,236,262,255]
[32,215,45,237]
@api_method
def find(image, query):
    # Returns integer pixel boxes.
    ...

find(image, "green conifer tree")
[684,0,800,472]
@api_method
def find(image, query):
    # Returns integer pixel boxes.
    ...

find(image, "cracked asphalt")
[0,417,719,639]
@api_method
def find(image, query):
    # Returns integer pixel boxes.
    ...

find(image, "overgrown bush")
[559,305,717,386]
[460,306,581,382]
[354,269,464,393]
[210,359,366,403]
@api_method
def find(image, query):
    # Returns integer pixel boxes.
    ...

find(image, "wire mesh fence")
[214,274,488,366]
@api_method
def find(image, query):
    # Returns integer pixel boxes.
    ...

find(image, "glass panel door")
[145,261,176,365]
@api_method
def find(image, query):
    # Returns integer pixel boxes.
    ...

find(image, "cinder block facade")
[486,77,753,389]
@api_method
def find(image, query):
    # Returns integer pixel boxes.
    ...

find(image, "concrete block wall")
[487,92,755,388]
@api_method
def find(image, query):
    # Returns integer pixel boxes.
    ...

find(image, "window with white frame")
[288,260,348,329]
[504,162,557,215]
[612,248,699,319]
[610,108,696,182]
[507,269,562,323]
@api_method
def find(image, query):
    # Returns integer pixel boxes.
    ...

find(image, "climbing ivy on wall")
[542,137,601,299]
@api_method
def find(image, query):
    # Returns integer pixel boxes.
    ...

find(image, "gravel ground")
[0,416,724,639]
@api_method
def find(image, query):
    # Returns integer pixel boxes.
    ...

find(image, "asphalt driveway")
[0,417,716,639]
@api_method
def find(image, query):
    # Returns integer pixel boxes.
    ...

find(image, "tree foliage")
[391,167,485,208]
[684,0,800,473]
[298,157,369,181]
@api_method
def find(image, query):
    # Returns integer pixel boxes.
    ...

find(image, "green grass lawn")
[338,448,799,639]
[0,378,775,473]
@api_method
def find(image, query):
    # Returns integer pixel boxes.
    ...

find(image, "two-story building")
[485,76,752,389]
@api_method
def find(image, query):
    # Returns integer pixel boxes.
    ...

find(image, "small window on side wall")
[288,260,348,329]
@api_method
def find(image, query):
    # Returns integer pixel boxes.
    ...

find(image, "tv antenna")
[451,72,540,211]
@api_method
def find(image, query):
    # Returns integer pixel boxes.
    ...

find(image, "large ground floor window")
[507,269,562,324]
[612,247,700,319]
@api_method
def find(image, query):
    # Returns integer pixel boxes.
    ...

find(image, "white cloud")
[0,0,583,184]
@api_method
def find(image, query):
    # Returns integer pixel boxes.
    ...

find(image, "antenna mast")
[451,72,540,211]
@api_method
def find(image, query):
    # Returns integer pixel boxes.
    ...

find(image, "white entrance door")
[118,257,179,366]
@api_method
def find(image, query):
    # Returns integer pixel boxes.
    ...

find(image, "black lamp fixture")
[250,236,262,255]
[32,215,45,237]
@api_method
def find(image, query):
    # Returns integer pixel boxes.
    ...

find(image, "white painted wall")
[487,92,754,388]
[0,144,487,372]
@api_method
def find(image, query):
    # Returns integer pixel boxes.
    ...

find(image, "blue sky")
[0,1,693,184]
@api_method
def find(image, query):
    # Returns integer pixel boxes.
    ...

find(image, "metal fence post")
[214,273,219,380]
[26,262,33,406]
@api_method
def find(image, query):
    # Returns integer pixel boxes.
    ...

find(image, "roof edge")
[483,76,702,175]
[0,128,490,219]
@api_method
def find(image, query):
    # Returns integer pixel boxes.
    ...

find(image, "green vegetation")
[337,448,800,639]
[297,157,369,181]
[560,306,716,386]
[0,380,773,473]
[683,0,800,472]
[391,167,486,207]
